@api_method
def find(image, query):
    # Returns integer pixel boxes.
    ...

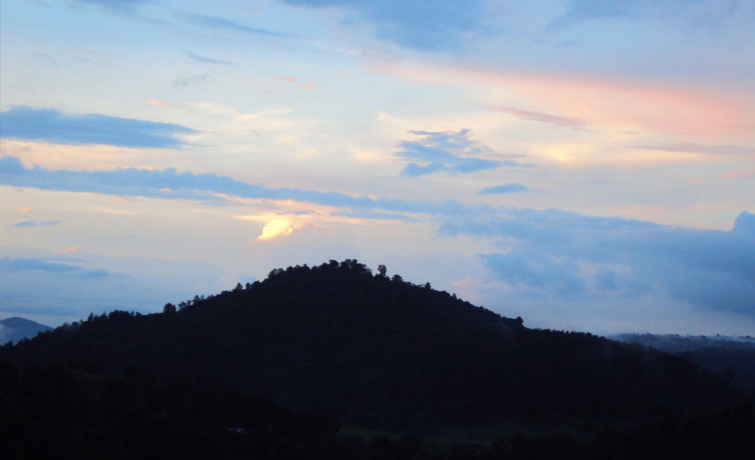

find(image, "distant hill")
[0,317,51,344]
[613,333,755,393]
[1,260,742,428]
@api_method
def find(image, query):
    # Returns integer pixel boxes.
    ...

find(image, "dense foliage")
[2,356,753,459]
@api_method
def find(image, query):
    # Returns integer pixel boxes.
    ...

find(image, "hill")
[0,317,52,344]
[2,260,740,429]
[613,333,755,393]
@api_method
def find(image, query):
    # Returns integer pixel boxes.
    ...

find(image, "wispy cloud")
[28,52,58,67]
[489,106,585,129]
[186,52,235,66]
[10,220,62,228]
[274,75,315,89]
[632,143,755,158]
[552,0,742,28]
[723,169,755,179]
[396,130,522,177]
[173,74,210,88]
[147,99,179,108]
[478,183,530,194]
[0,256,116,280]
[0,106,196,149]
[0,156,482,218]
[176,12,299,38]
[281,0,484,50]
[74,0,147,12]
[0,257,80,274]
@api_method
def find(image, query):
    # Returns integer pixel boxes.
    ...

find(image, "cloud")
[147,99,179,108]
[4,155,753,320]
[28,52,58,67]
[74,0,147,12]
[0,256,118,280]
[0,156,484,218]
[0,252,224,325]
[331,210,419,222]
[488,106,585,129]
[0,106,196,149]
[10,220,62,228]
[553,0,742,27]
[176,12,299,38]
[242,222,359,275]
[274,75,315,89]
[478,183,529,194]
[173,74,210,88]
[186,52,235,66]
[0,257,82,274]
[396,130,520,177]
[723,168,755,179]
[632,143,755,158]
[280,0,484,50]
[480,251,587,298]
[441,208,755,317]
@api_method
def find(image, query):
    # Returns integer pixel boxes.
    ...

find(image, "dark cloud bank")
[442,208,755,316]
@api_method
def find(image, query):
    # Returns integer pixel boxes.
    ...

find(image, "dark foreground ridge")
[2,260,753,459]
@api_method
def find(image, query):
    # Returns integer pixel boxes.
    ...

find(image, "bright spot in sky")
[258,220,293,241]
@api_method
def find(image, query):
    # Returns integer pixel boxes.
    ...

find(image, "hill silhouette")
[0,317,51,344]
[1,260,741,428]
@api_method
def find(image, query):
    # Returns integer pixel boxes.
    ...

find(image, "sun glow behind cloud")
[257,219,294,241]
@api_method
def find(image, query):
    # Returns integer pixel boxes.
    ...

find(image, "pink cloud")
[369,60,754,139]
[274,75,315,89]
[723,169,755,179]
[632,143,755,158]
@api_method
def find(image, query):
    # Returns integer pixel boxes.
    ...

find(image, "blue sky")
[1,0,754,335]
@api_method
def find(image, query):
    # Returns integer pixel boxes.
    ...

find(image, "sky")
[1,0,754,336]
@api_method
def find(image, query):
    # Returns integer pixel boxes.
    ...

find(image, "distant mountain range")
[0,317,51,344]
